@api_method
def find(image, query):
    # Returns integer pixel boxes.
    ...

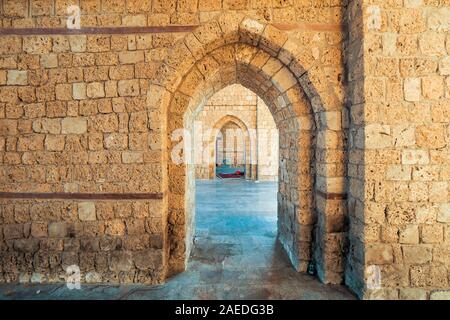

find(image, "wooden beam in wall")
[0,192,164,200]
[0,25,198,35]
[0,23,340,36]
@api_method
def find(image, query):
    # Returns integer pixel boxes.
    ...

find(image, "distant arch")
[209,115,254,180]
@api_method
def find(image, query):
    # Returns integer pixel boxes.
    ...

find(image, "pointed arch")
[208,114,254,180]
[148,12,347,284]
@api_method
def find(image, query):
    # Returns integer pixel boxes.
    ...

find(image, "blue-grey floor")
[0,180,355,300]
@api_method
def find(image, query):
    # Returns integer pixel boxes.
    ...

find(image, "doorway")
[215,122,246,179]
[158,14,347,285]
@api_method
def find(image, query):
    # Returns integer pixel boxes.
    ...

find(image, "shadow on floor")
[0,180,355,300]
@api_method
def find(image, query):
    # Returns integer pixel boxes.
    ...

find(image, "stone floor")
[0,180,355,300]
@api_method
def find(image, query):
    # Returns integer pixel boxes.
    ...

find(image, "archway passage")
[175,83,350,300]
[151,13,347,285]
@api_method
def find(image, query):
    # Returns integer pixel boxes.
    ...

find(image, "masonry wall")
[346,0,450,300]
[344,0,367,298]
[0,0,174,284]
[0,31,169,283]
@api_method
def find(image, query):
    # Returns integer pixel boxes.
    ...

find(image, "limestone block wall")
[0,1,348,287]
[193,84,278,181]
[345,0,449,299]
[0,0,343,27]
[0,3,171,283]
[0,199,165,283]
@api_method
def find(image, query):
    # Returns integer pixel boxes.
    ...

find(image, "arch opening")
[151,13,347,285]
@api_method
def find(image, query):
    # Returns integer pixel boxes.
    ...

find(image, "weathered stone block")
[7,70,28,85]
[62,117,87,134]
[86,82,105,98]
[439,56,450,76]
[404,0,422,8]
[404,78,421,102]
[133,250,160,270]
[118,51,144,64]
[41,54,58,68]
[421,225,443,244]
[78,202,96,221]
[73,83,87,100]
[129,112,147,132]
[366,244,394,264]
[430,291,450,300]
[319,111,341,131]
[17,135,45,151]
[109,251,133,272]
[415,124,446,149]
[48,222,67,238]
[419,32,446,56]
[402,150,429,165]
[55,84,72,101]
[105,220,126,236]
[85,272,102,283]
[69,36,87,52]
[45,135,65,151]
[402,245,432,264]
[429,182,447,203]
[87,35,110,52]
[4,224,23,239]
[31,222,47,238]
[118,79,140,96]
[122,152,144,164]
[23,36,52,54]
[386,165,411,181]
[109,65,134,80]
[422,76,444,100]
[437,204,450,223]
[399,288,427,300]
[104,133,128,150]
[400,225,419,244]
[91,114,118,133]
[363,124,392,149]
[14,238,39,253]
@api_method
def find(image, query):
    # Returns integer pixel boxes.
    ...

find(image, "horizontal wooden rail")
[0,192,164,200]
[0,23,340,36]
[0,25,198,35]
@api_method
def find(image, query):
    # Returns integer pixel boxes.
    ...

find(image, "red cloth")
[218,173,243,178]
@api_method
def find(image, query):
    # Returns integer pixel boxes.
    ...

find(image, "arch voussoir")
[239,17,266,46]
